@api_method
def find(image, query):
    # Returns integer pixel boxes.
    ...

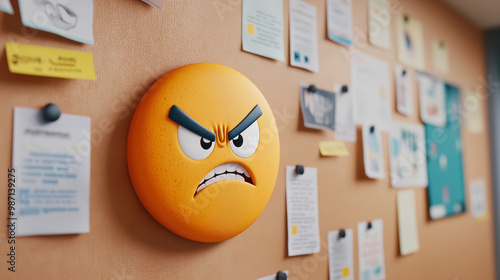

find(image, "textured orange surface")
[0,0,495,279]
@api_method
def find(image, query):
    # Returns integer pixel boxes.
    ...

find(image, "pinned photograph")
[300,83,336,131]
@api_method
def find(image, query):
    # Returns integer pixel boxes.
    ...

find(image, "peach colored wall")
[0,0,495,279]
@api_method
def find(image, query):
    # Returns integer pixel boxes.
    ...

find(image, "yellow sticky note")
[342,267,349,277]
[319,141,349,156]
[5,42,96,80]
[477,213,490,222]
[292,225,298,235]
[247,23,255,35]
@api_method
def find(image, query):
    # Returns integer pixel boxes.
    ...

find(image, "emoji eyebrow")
[168,105,216,142]
[228,105,262,140]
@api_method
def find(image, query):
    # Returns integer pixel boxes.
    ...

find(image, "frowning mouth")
[195,163,253,197]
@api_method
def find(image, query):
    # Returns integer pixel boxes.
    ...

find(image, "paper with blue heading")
[327,0,353,46]
[18,0,94,44]
[0,0,14,14]
[12,107,90,236]
[242,0,284,61]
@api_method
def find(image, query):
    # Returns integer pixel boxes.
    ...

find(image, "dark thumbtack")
[339,229,346,239]
[307,84,317,93]
[295,165,305,175]
[402,69,407,76]
[439,41,444,48]
[404,15,409,22]
[42,103,62,122]
[370,126,375,133]
[341,85,349,94]
[367,221,372,230]
[276,271,287,280]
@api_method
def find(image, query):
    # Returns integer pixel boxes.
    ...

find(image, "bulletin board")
[0,0,496,279]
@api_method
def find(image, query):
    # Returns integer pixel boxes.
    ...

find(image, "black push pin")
[276,271,287,280]
[339,229,346,239]
[367,221,372,230]
[402,69,407,76]
[439,41,445,48]
[307,84,317,93]
[404,15,409,22]
[370,126,375,134]
[341,85,349,94]
[295,165,305,175]
[42,103,61,122]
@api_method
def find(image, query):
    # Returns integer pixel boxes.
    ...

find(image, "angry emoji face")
[127,63,280,242]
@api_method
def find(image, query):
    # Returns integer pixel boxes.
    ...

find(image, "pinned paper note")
[18,0,94,44]
[319,141,349,156]
[389,121,428,188]
[362,124,385,179]
[300,83,336,131]
[5,42,96,80]
[327,0,353,46]
[286,166,320,256]
[289,0,319,72]
[357,220,386,280]
[334,84,356,142]
[397,190,420,255]
[394,66,413,116]
[141,0,163,9]
[12,107,91,236]
[469,179,489,221]
[351,52,391,131]
[465,89,485,134]
[397,15,425,70]
[328,229,354,280]
[242,0,284,61]
[368,0,391,50]
[417,73,446,127]
[0,0,13,14]
[432,40,449,73]
[258,271,288,280]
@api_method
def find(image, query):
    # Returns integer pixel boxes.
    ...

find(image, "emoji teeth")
[195,163,254,196]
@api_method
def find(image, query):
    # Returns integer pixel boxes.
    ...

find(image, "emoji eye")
[230,121,259,158]
[178,125,214,160]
